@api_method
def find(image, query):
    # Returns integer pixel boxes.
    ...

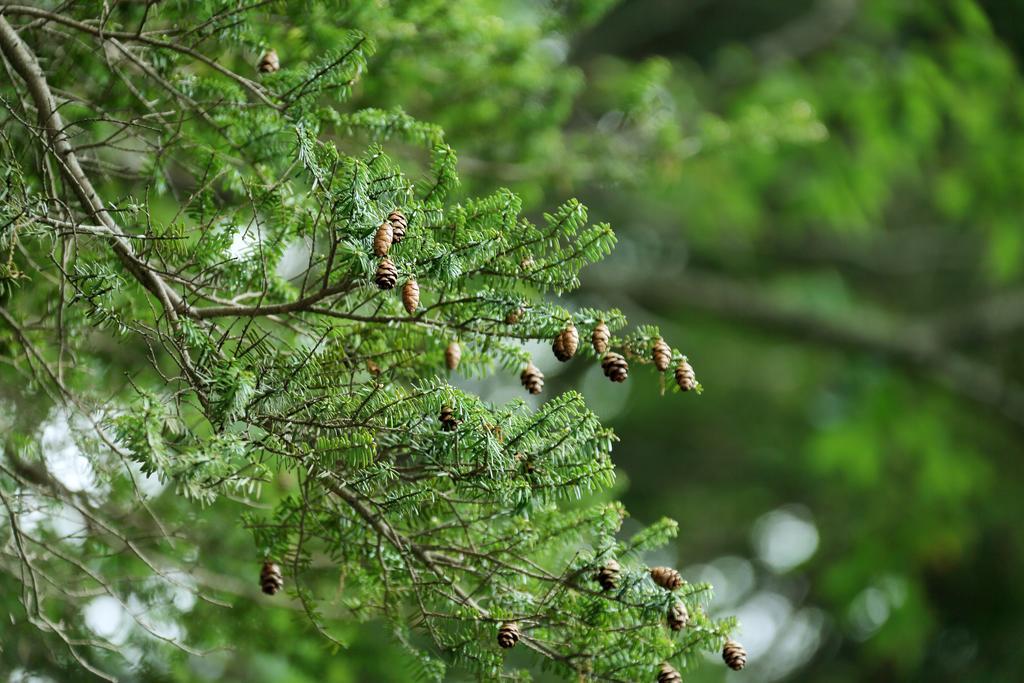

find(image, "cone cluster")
[497,621,520,649]
[402,279,419,314]
[657,662,682,683]
[592,321,610,354]
[387,210,408,243]
[445,341,461,371]
[652,337,672,372]
[722,639,747,670]
[675,359,696,392]
[552,323,579,362]
[520,361,544,395]
[375,258,398,290]
[260,561,283,595]
[258,50,279,73]
[595,559,620,591]
[602,352,629,382]
[650,566,683,590]
[667,600,689,631]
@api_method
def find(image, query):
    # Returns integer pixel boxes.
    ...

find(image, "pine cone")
[592,321,610,354]
[260,561,283,595]
[601,352,629,383]
[520,256,534,270]
[595,559,621,591]
[505,306,524,325]
[497,621,520,649]
[387,210,408,243]
[657,662,682,683]
[258,50,280,73]
[722,639,747,670]
[675,359,696,392]
[439,405,460,432]
[652,337,672,372]
[650,566,683,590]
[402,278,420,314]
[552,322,579,362]
[667,600,689,631]
[520,361,544,395]
[373,221,393,257]
[366,359,381,376]
[445,341,461,371]
[375,257,398,290]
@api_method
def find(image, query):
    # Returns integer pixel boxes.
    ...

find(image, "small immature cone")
[667,600,689,631]
[366,359,381,376]
[520,256,534,270]
[439,405,459,432]
[497,621,520,649]
[552,322,579,362]
[445,341,461,371]
[387,210,408,243]
[675,359,696,392]
[260,561,283,595]
[375,257,398,290]
[402,278,420,314]
[595,559,621,591]
[373,221,393,257]
[650,566,683,590]
[520,361,544,395]
[657,662,682,683]
[258,50,280,73]
[505,306,524,325]
[601,351,629,383]
[652,337,672,372]
[722,639,747,670]
[592,321,610,355]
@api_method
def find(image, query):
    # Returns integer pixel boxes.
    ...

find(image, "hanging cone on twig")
[505,306,524,325]
[260,561,283,595]
[667,600,689,631]
[595,559,621,591]
[439,405,460,432]
[722,639,747,670]
[552,322,579,362]
[650,566,683,590]
[675,359,696,392]
[402,278,419,314]
[657,662,682,683]
[652,337,672,372]
[387,210,408,243]
[497,621,520,649]
[366,359,381,377]
[592,321,610,354]
[258,50,280,73]
[445,341,461,371]
[520,361,544,395]
[601,352,629,383]
[375,257,398,290]
[373,221,393,257]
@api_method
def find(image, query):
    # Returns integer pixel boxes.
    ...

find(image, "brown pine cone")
[552,322,579,362]
[366,359,381,376]
[439,405,460,432]
[652,337,672,372]
[675,359,696,392]
[650,566,683,590]
[667,600,689,631]
[258,50,280,73]
[601,352,629,382]
[375,257,398,290]
[445,341,461,371]
[722,639,747,670]
[595,559,621,591]
[402,278,420,314]
[497,621,520,649]
[520,361,544,395]
[387,210,407,243]
[260,561,283,595]
[592,321,610,354]
[373,221,393,257]
[505,306,524,325]
[657,662,682,683]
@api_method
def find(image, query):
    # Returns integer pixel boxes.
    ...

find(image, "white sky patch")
[84,595,130,644]
[228,224,258,259]
[40,411,97,493]
[752,506,819,573]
